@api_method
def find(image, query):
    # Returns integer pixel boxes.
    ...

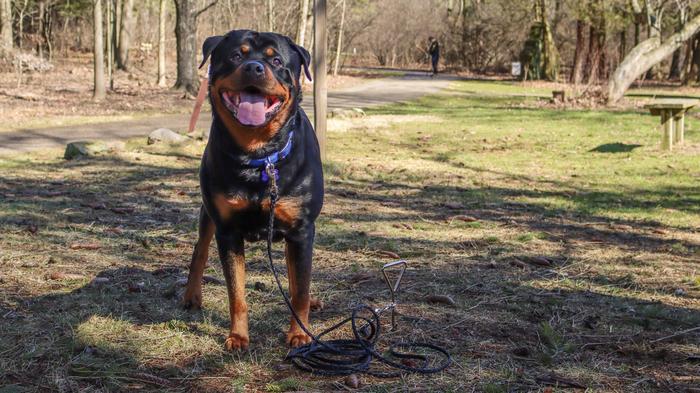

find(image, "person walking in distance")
[428,37,440,76]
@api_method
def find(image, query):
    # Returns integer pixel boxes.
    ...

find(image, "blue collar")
[245,131,294,168]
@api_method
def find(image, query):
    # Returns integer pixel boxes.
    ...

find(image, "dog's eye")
[231,53,242,62]
[272,58,282,67]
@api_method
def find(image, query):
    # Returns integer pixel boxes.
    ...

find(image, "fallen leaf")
[49,272,85,280]
[452,215,478,222]
[510,259,526,269]
[522,256,553,267]
[105,227,124,235]
[202,275,224,285]
[344,374,360,388]
[377,250,400,259]
[69,242,101,250]
[349,272,373,283]
[425,294,456,306]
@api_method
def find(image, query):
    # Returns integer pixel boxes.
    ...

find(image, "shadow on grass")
[590,143,643,153]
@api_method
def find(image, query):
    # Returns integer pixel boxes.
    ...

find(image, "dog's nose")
[243,60,265,78]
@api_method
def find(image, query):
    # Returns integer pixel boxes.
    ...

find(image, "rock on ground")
[64,141,125,160]
[147,128,188,145]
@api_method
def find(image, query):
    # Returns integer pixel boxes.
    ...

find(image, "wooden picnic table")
[644,99,698,150]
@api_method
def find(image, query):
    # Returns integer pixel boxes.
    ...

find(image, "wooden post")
[661,110,674,151]
[673,112,685,145]
[313,0,327,161]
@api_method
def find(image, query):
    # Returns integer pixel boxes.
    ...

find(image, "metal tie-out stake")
[380,260,407,331]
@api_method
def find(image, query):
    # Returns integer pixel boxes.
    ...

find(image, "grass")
[0,80,699,392]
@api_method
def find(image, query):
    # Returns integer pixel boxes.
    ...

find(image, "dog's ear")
[199,35,225,69]
[285,37,312,82]
[294,44,312,82]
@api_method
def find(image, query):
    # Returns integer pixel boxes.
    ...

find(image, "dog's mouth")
[221,87,284,127]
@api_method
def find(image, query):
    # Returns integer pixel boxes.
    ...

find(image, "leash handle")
[188,77,209,135]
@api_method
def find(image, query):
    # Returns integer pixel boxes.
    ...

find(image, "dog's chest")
[212,191,304,229]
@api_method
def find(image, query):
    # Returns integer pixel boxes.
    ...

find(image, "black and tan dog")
[181,30,324,350]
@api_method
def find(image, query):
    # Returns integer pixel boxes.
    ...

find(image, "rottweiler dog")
[181,29,324,351]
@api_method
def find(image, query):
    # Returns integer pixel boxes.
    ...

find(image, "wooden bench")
[644,99,697,150]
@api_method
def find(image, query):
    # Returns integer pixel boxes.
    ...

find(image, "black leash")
[264,164,452,377]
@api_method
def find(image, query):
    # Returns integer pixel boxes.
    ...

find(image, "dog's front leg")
[182,206,215,309]
[284,226,315,347]
[216,231,249,350]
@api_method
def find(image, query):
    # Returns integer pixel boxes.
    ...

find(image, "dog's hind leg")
[182,205,215,309]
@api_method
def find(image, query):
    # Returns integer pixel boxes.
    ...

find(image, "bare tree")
[608,10,700,103]
[158,0,167,87]
[296,0,310,44]
[332,0,346,76]
[94,0,106,100]
[174,0,218,96]
[0,0,12,57]
[267,0,275,31]
[570,18,587,84]
[117,0,134,70]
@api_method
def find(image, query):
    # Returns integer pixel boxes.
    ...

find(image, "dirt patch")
[329,114,444,132]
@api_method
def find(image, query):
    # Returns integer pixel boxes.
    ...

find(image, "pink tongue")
[237,92,267,126]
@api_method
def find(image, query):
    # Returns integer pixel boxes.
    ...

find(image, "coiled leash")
[264,163,452,377]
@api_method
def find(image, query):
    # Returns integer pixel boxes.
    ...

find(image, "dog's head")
[200,30,311,152]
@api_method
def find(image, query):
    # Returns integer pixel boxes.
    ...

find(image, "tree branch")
[196,0,218,17]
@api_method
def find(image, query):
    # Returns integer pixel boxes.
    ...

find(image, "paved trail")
[0,72,454,154]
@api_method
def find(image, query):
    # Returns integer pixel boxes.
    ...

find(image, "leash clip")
[265,162,279,202]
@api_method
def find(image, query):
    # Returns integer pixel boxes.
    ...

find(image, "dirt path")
[0,72,454,154]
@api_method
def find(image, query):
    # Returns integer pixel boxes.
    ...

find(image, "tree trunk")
[38,1,46,58]
[117,0,134,70]
[669,48,682,79]
[682,36,700,85]
[158,0,167,87]
[107,0,114,89]
[175,0,203,95]
[94,0,106,100]
[619,30,626,65]
[17,0,29,50]
[669,5,689,80]
[584,0,605,84]
[332,0,345,76]
[460,0,470,69]
[267,0,274,31]
[585,25,600,83]
[608,13,700,103]
[0,0,12,57]
[570,19,586,84]
[296,0,310,45]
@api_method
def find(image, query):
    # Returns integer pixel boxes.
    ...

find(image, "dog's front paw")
[286,329,312,347]
[181,287,202,309]
[224,333,250,351]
